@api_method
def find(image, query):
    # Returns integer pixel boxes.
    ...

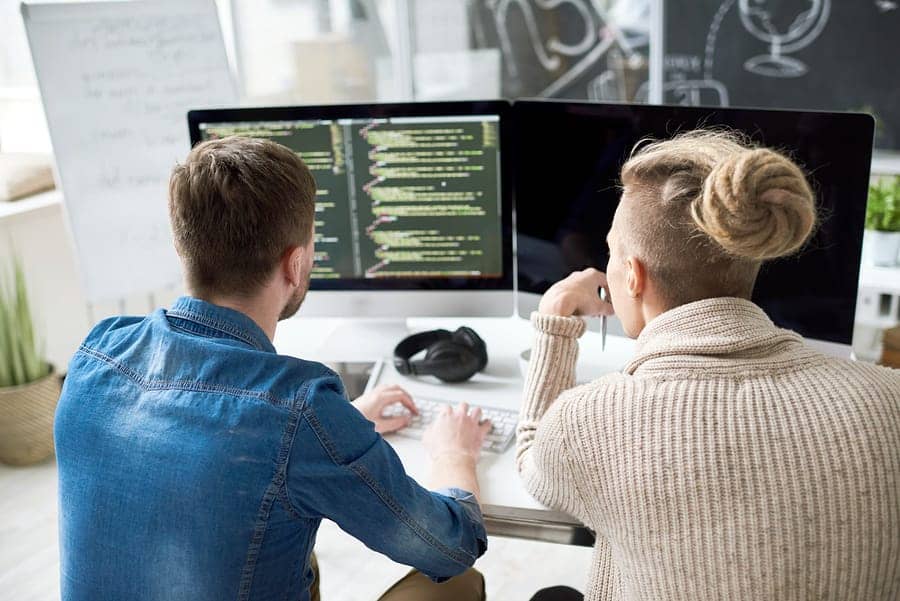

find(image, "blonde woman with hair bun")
[519,130,900,601]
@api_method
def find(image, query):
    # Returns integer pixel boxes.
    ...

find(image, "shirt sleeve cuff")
[433,488,486,542]
[430,487,488,581]
[530,312,587,338]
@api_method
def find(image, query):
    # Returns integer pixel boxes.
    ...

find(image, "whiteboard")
[22,0,237,303]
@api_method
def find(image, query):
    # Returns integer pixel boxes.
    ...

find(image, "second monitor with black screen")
[188,101,513,318]
[513,100,874,349]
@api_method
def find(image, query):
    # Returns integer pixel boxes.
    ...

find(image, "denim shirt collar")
[166,296,276,354]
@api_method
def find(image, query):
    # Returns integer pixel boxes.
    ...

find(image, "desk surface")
[273,314,636,536]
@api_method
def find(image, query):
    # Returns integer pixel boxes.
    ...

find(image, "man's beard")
[278,279,309,321]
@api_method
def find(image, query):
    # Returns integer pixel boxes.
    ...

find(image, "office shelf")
[872,151,900,176]
[859,264,900,295]
[0,189,61,220]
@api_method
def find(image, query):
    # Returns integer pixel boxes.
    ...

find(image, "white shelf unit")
[871,151,900,176]
[0,188,60,219]
[854,262,900,362]
[857,264,900,324]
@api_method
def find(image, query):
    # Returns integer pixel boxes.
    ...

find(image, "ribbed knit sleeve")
[516,312,588,520]
[521,312,586,418]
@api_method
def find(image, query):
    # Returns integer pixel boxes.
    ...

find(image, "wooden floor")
[0,458,591,600]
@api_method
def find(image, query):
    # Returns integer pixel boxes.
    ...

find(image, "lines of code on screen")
[198,115,503,280]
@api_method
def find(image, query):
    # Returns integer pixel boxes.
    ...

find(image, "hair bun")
[691,148,816,261]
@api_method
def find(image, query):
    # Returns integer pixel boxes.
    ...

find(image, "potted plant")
[0,257,60,465]
[865,176,900,267]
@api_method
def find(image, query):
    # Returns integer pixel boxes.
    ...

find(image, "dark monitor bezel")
[187,100,515,292]
[512,100,875,346]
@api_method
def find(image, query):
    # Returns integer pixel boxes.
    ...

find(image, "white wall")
[0,195,183,373]
[0,198,89,372]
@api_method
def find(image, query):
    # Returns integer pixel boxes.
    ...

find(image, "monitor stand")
[315,318,414,363]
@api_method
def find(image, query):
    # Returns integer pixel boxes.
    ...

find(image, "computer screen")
[513,101,874,346]
[188,102,512,296]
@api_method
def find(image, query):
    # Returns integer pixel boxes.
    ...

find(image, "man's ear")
[281,245,306,287]
[624,255,646,299]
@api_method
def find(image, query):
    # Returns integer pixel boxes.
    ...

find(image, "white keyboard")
[382,397,519,454]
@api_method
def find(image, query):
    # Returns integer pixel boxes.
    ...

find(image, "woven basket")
[0,366,61,466]
[882,326,900,369]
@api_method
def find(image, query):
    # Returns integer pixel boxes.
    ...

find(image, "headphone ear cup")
[393,356,412,375]
[423,340,481,383]
[394,329,451,377]
[451,327,488,372]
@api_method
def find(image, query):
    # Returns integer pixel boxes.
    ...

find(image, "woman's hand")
[538,268,615,318]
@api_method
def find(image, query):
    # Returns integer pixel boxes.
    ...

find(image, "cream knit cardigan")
[518,297,900,600]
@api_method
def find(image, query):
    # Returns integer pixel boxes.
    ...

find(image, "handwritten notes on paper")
[23,0,237,303]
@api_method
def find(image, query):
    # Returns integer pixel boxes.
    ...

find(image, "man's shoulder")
[73,313,154,373]
[83,314,146,347]
[271,355,345,402]
[74,311,344,407]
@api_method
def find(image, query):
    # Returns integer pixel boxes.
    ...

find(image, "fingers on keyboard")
[377,397,516,453]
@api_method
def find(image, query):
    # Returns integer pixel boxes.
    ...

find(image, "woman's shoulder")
[553,372,635,416]
[818,355,900,394]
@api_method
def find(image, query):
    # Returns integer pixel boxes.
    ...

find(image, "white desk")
[274,315,636,545]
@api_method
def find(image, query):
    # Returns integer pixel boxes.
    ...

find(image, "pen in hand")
[600,287,608,351]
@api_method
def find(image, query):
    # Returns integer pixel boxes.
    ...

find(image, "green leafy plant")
[0,257,50,387]
[866,176,900,232]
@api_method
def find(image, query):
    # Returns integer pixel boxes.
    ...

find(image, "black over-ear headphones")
[393,327,488,383]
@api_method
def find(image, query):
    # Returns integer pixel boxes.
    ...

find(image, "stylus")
[600,288,608,351]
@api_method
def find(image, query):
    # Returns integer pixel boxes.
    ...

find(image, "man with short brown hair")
[55,136,490,601]
[168,136,317,302]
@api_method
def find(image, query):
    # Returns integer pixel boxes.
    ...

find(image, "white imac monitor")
[188,101,514,319]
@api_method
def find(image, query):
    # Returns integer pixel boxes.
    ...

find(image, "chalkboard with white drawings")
[664,0,900,149]
[22,0,237,303]
[468,1,650,103]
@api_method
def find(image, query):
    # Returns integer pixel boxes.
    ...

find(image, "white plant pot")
[869,230,900,267]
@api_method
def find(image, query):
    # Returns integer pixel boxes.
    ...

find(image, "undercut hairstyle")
[168,136,316,298]
[619,130,816,306]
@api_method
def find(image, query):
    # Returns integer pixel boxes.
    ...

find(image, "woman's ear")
[624,255,646,299]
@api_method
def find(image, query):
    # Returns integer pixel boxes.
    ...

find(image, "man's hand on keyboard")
[422,403,492,461]
[352,384,419,434]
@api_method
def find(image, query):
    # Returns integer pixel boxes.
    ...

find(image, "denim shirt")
[55,297,487,601]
